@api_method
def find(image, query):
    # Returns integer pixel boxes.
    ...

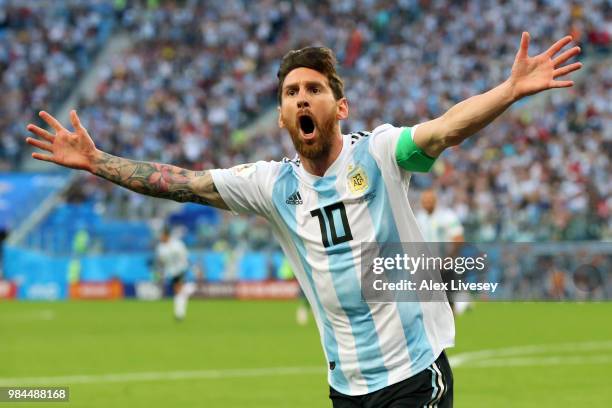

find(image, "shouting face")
[278,67,348,160]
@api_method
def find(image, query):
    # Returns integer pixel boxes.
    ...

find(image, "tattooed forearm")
[91,152,226,208]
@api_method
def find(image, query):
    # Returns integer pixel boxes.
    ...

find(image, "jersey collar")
[295,134,349,185]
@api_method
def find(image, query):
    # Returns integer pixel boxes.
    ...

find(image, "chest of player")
[284,163,386,257]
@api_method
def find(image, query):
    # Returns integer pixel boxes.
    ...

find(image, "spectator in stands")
[7,0,609,248]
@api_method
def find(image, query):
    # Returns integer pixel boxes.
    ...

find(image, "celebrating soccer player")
[26,32,581,407]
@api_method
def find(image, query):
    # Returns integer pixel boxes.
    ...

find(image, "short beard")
[287,112,338,160]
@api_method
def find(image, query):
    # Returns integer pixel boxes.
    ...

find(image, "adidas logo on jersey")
[286,191,303,205]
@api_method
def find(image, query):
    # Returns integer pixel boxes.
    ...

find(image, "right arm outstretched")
[26,110,228,210]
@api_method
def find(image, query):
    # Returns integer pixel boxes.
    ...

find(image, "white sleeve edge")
[210,169,240,216]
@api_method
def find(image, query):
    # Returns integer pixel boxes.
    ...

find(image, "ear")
[277,106,285,128]
[336,98,349,120]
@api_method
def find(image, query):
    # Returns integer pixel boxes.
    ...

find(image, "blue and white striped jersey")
[211,123,454,396]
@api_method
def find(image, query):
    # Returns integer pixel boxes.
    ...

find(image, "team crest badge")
[347,164,369,194]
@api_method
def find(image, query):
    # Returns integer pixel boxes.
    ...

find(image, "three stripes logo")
[350,131,371,145]
[286,191,303,205]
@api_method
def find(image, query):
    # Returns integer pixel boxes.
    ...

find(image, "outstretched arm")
[414,32,582,157]
[26,110,229,209]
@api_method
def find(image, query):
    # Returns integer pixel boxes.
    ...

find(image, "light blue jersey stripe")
[270,164,350,391]
[313,175,389,393]
[353,138,435,371]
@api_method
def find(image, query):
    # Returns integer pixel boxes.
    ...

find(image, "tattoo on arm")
[92,152,225,208]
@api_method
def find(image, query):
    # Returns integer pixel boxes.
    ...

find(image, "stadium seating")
[1,0,609,289]
[0,173,67,232]
[26,202,153,253]
[69,0,609,243]
[0,2,117,170]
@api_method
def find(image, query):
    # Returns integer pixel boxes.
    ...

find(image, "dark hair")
[277,46,344,104]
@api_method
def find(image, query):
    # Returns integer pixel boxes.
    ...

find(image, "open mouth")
[299,115,315,135]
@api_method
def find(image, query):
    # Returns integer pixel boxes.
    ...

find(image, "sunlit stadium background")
[0,1,610,407]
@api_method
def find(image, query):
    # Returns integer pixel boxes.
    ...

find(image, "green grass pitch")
[1,301,611,407]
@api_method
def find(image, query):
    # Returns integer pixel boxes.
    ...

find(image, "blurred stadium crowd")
[0,0,116,169]
[1,0,610,249]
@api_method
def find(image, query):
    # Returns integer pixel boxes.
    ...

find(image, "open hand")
[509,32,582,99]
[26,110,98,172]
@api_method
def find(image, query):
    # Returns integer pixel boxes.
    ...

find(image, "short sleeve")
[368,123,403,173]
[210,161,280,218]
[368,123,436,175]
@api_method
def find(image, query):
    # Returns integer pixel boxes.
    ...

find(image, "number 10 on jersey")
[310,202,354,248]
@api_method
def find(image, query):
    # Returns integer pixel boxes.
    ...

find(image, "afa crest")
[347,164,369,194]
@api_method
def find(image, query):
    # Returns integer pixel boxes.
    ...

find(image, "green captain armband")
[395,127,436,172]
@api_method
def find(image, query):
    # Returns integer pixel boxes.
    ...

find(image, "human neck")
[299,133,344,177]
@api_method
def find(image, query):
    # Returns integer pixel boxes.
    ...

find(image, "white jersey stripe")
[311,175,388,393]
[303,190,367,392]
[269,165,351,391]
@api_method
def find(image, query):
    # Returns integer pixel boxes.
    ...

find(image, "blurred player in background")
[416,190,464,244]
[416,189,471,315]
[155,227,193,321]
[26,31,581,407]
